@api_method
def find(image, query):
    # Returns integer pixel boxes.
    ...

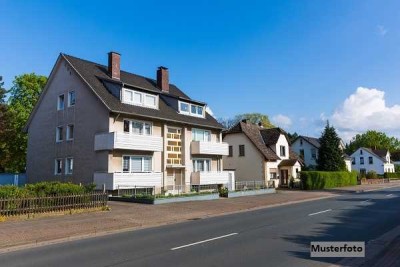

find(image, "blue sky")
[1,0,400,140]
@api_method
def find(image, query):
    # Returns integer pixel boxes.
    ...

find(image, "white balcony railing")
[94,172,163,190]
[94,132,163,152]
[191,141,229,155]
[191,171,231,185]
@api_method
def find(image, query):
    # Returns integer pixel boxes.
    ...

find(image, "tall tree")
[0,76,7,172]
[218,113,275,130]
[0,73,47,173]
[345,130,400,154]
[317,122,346,171]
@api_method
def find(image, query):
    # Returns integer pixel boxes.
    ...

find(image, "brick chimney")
[157,66,169,93]
[108,52,121,80]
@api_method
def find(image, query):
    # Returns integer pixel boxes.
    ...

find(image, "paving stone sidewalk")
[1,181,399,252]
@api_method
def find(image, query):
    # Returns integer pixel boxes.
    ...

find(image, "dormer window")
[179,101,204,118]
[122,88,158,109]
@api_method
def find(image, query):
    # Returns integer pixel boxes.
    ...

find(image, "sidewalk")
[0,181,399,253]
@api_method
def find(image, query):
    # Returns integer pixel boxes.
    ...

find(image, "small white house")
[291,135,352,171]
[350,147,395,175]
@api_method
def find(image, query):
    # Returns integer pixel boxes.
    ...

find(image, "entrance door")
[166,168,184,193]
[280,169,289,186]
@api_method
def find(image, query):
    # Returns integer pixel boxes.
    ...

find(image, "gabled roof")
[224,122,280,161]
[224,121,300,162]
[25,53,223,131]
[260,128,289,145]
[293,135,321,148]
[353,147,390,163]
[278,159,300,167]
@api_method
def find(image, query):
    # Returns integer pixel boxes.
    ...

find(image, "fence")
[235,180,275,191]
[0,193,108,217]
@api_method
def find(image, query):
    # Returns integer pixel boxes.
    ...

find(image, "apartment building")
[24,52,229,192]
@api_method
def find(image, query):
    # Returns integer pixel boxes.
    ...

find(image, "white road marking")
[361,199,370,203]
[171,233,238,251]
[308,209,332,216]
[386,194,393,197]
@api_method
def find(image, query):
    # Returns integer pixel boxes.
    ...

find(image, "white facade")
[291,137,318,167]
[350,148,395,175]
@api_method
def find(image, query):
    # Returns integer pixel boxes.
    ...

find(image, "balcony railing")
[191,171,231,185]
[191,141,229,155]
[94,132,163,152]
[94,172,163,190]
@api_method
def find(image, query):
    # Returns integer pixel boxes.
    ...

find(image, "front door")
[280,169,289,186]
[166,168,184,192]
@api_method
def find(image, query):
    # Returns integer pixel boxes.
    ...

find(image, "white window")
[68,91,76,107]
[122,156,152,173]
[65,158,73,175]
[57,95,65,110]
[123,119,152,135]
[56,126,63,142]
[192,128,211,142]
[67,124,74,140]
[55,159,62,175]
[192,159,211,172]
[280,146,286,157]
[179,101,205,117]
[122,88,158,109]
[145,95,156,107]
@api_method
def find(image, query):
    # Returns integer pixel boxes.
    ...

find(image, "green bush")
[300,171,358,190]
[384,172,400,179]
[366,170,378,179]
[0,181,96,199]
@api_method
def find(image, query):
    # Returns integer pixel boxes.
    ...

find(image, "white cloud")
[329,87,400,141]
[272,114,292,128]
[377,25,388,36]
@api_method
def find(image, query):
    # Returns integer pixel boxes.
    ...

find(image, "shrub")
[300,171,357,190]
[384,172,400,179]
[366,170,378,179]
[219,187,229,197]
[0,181,96,199]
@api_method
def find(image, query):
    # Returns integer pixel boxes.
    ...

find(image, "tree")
[345,130,400,154]
[317,122,346,171]
[218,113,275,130]
[0,73,47,173]
[287,132,299,144]
[0,76,7,172]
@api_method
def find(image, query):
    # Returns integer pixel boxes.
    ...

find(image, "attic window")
[179,101,204,118]
[122,88,158,109]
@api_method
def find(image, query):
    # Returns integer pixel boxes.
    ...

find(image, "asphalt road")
[1,186,400,267]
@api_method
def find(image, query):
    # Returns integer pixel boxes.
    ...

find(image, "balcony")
[191,171,231,185]
[191,141,229,156]
[94,132,163,152]
[94,172,163,190]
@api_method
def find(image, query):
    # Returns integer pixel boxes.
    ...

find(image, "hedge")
[300,171,358,190]
[0,182,95,199]
[384,172,400,179]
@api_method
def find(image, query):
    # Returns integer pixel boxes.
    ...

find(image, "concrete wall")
[27,58,110,184]
[223,133,265,181]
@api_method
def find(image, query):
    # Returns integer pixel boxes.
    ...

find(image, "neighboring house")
[291,135,352,171]
[24,52,230,192]
[222,120,302,187]
[350,147,395,175]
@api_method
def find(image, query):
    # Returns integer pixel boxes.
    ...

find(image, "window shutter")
[131,157,142,172]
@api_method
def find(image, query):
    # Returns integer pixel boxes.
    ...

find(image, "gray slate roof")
[295,135,321,148]
[62,54,223,129]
